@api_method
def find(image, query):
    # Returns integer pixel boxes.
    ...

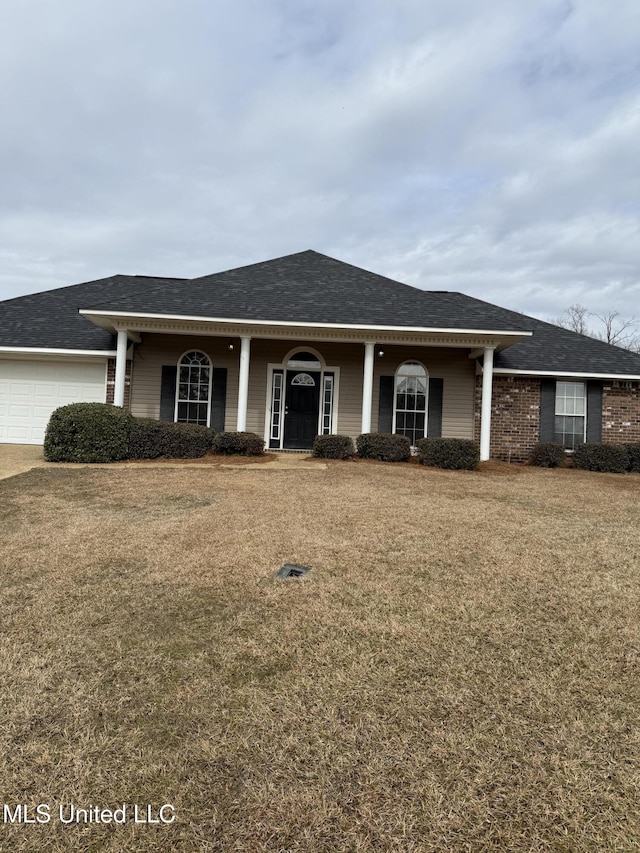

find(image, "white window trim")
[174,349,213,427]
[554,380,587,450]
[264,350,340,449]
[392,360,429,443]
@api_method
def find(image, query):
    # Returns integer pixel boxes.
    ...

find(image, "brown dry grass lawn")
[1,461,639,852]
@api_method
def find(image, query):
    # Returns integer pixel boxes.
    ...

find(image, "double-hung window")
[554,381,586,450]
[393,362,428,445]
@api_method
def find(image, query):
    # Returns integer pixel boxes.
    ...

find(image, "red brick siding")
[475,376,640,461]
[105,358,132,409]
[474,375,542,463]
[602,381,640,443]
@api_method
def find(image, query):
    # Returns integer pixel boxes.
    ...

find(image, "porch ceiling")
[79,310,532,351]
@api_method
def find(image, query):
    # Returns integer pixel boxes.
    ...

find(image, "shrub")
[128,419,214,459]
[573,442,629,474]
[44,403,133,463]
[416,437,480,470]
[312,434,354,459]
[211,431,264,456]
[356,433,411,463]
[622,442,640,473]
[528,442,566,468]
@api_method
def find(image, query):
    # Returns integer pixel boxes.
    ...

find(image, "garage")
[0,359,107,444]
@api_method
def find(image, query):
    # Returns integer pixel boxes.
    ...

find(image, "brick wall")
[105,358,132,409]
[474,375,542,463]
[476,376,640,462]
[602,380,640,443]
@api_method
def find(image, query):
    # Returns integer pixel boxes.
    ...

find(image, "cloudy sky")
[1,0,639,327]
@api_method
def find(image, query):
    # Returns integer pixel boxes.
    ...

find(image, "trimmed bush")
[622,442,640,473]
[416,437,480,470]
[44,403,133,463]
[312,434,354,459]
[356,433,411,463]
[528,442,566,468]
[573,442,629,474]
[211,431,264,456]
[128,419,214,459]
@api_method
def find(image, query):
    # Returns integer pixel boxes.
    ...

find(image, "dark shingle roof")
[1,250,640,376]
[0,274,185,350]
[82,250,533,331]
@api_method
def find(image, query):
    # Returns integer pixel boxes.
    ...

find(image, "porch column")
[361,341,375,434]
[480,346,495,462]
[237,336,251,431]
[113,329,128,408]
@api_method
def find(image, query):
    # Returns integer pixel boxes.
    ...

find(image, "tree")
[555,305,640,353]
[594,311,640,349]
[555,304,590,335]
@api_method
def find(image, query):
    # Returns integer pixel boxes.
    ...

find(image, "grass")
[0,461,639,851]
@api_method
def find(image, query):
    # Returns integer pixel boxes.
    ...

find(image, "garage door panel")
[0,360,107,445]
[9,404,30,418]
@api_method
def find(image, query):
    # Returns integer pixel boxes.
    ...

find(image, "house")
[1,250,640,461]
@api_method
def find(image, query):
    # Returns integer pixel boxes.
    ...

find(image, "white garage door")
[0,360,107,445]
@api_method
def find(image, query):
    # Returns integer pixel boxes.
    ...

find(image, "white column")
[113,329,128,407]
[480,346,495,462]
[361,341,375,434]
[237,336,251,431]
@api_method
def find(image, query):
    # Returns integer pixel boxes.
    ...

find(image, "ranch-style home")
[1,250,640,462]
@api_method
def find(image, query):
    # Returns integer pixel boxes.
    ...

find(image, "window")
[176,351,212,425]
[321,374,334,434]
[555,381,585,450]
[394,362,428,445]
[290,372,316,386]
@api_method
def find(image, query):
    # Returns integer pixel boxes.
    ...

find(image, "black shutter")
[211,367,227,432]
[159,366,177,422]
[378,376,394,433]
[586,381,603,442]
[427,378,443,437]
[540,378,556,442]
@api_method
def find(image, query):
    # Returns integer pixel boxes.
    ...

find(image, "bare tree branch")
[555,304,590,335]
[593,311,640,349]
[555,305,640,352]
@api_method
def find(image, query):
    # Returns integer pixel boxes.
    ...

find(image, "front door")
[283,370,321,449]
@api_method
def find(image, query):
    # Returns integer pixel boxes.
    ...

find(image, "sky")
[1,0,639,328]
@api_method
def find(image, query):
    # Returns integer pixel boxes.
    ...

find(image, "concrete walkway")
[0,444,47,480]
[0,445,326,481]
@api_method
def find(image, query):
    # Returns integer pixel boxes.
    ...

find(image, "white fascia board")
[78,308,533,338]
[493,368,640,380]
[0,346,116,357]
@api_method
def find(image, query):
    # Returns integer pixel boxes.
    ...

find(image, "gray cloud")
[0,0,638,329]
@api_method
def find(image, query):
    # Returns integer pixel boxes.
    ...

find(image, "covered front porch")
[84,311,529,461]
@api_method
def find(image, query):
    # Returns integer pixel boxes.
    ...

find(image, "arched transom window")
[291,372,316,386]
[394,362,428,445]
[176,351,212,426]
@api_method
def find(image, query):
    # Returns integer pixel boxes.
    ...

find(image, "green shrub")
[416,437,479,470]
[211,431,264,456]
[573,442,629,474]
[528,442,566,468]
[128,419,214,459]
[312,434,354,459]
[44,403,133,463]
[622,442,640,473]
[356,433,411,463]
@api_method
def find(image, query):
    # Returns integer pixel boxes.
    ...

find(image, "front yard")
[1,461,639,851]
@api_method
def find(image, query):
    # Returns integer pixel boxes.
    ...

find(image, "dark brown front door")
[283,371,321,449]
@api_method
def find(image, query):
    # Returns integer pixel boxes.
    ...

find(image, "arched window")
[176,351,212,426]
[286,350,323,370]
[290,372,316,386]
[394,362,428,445]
